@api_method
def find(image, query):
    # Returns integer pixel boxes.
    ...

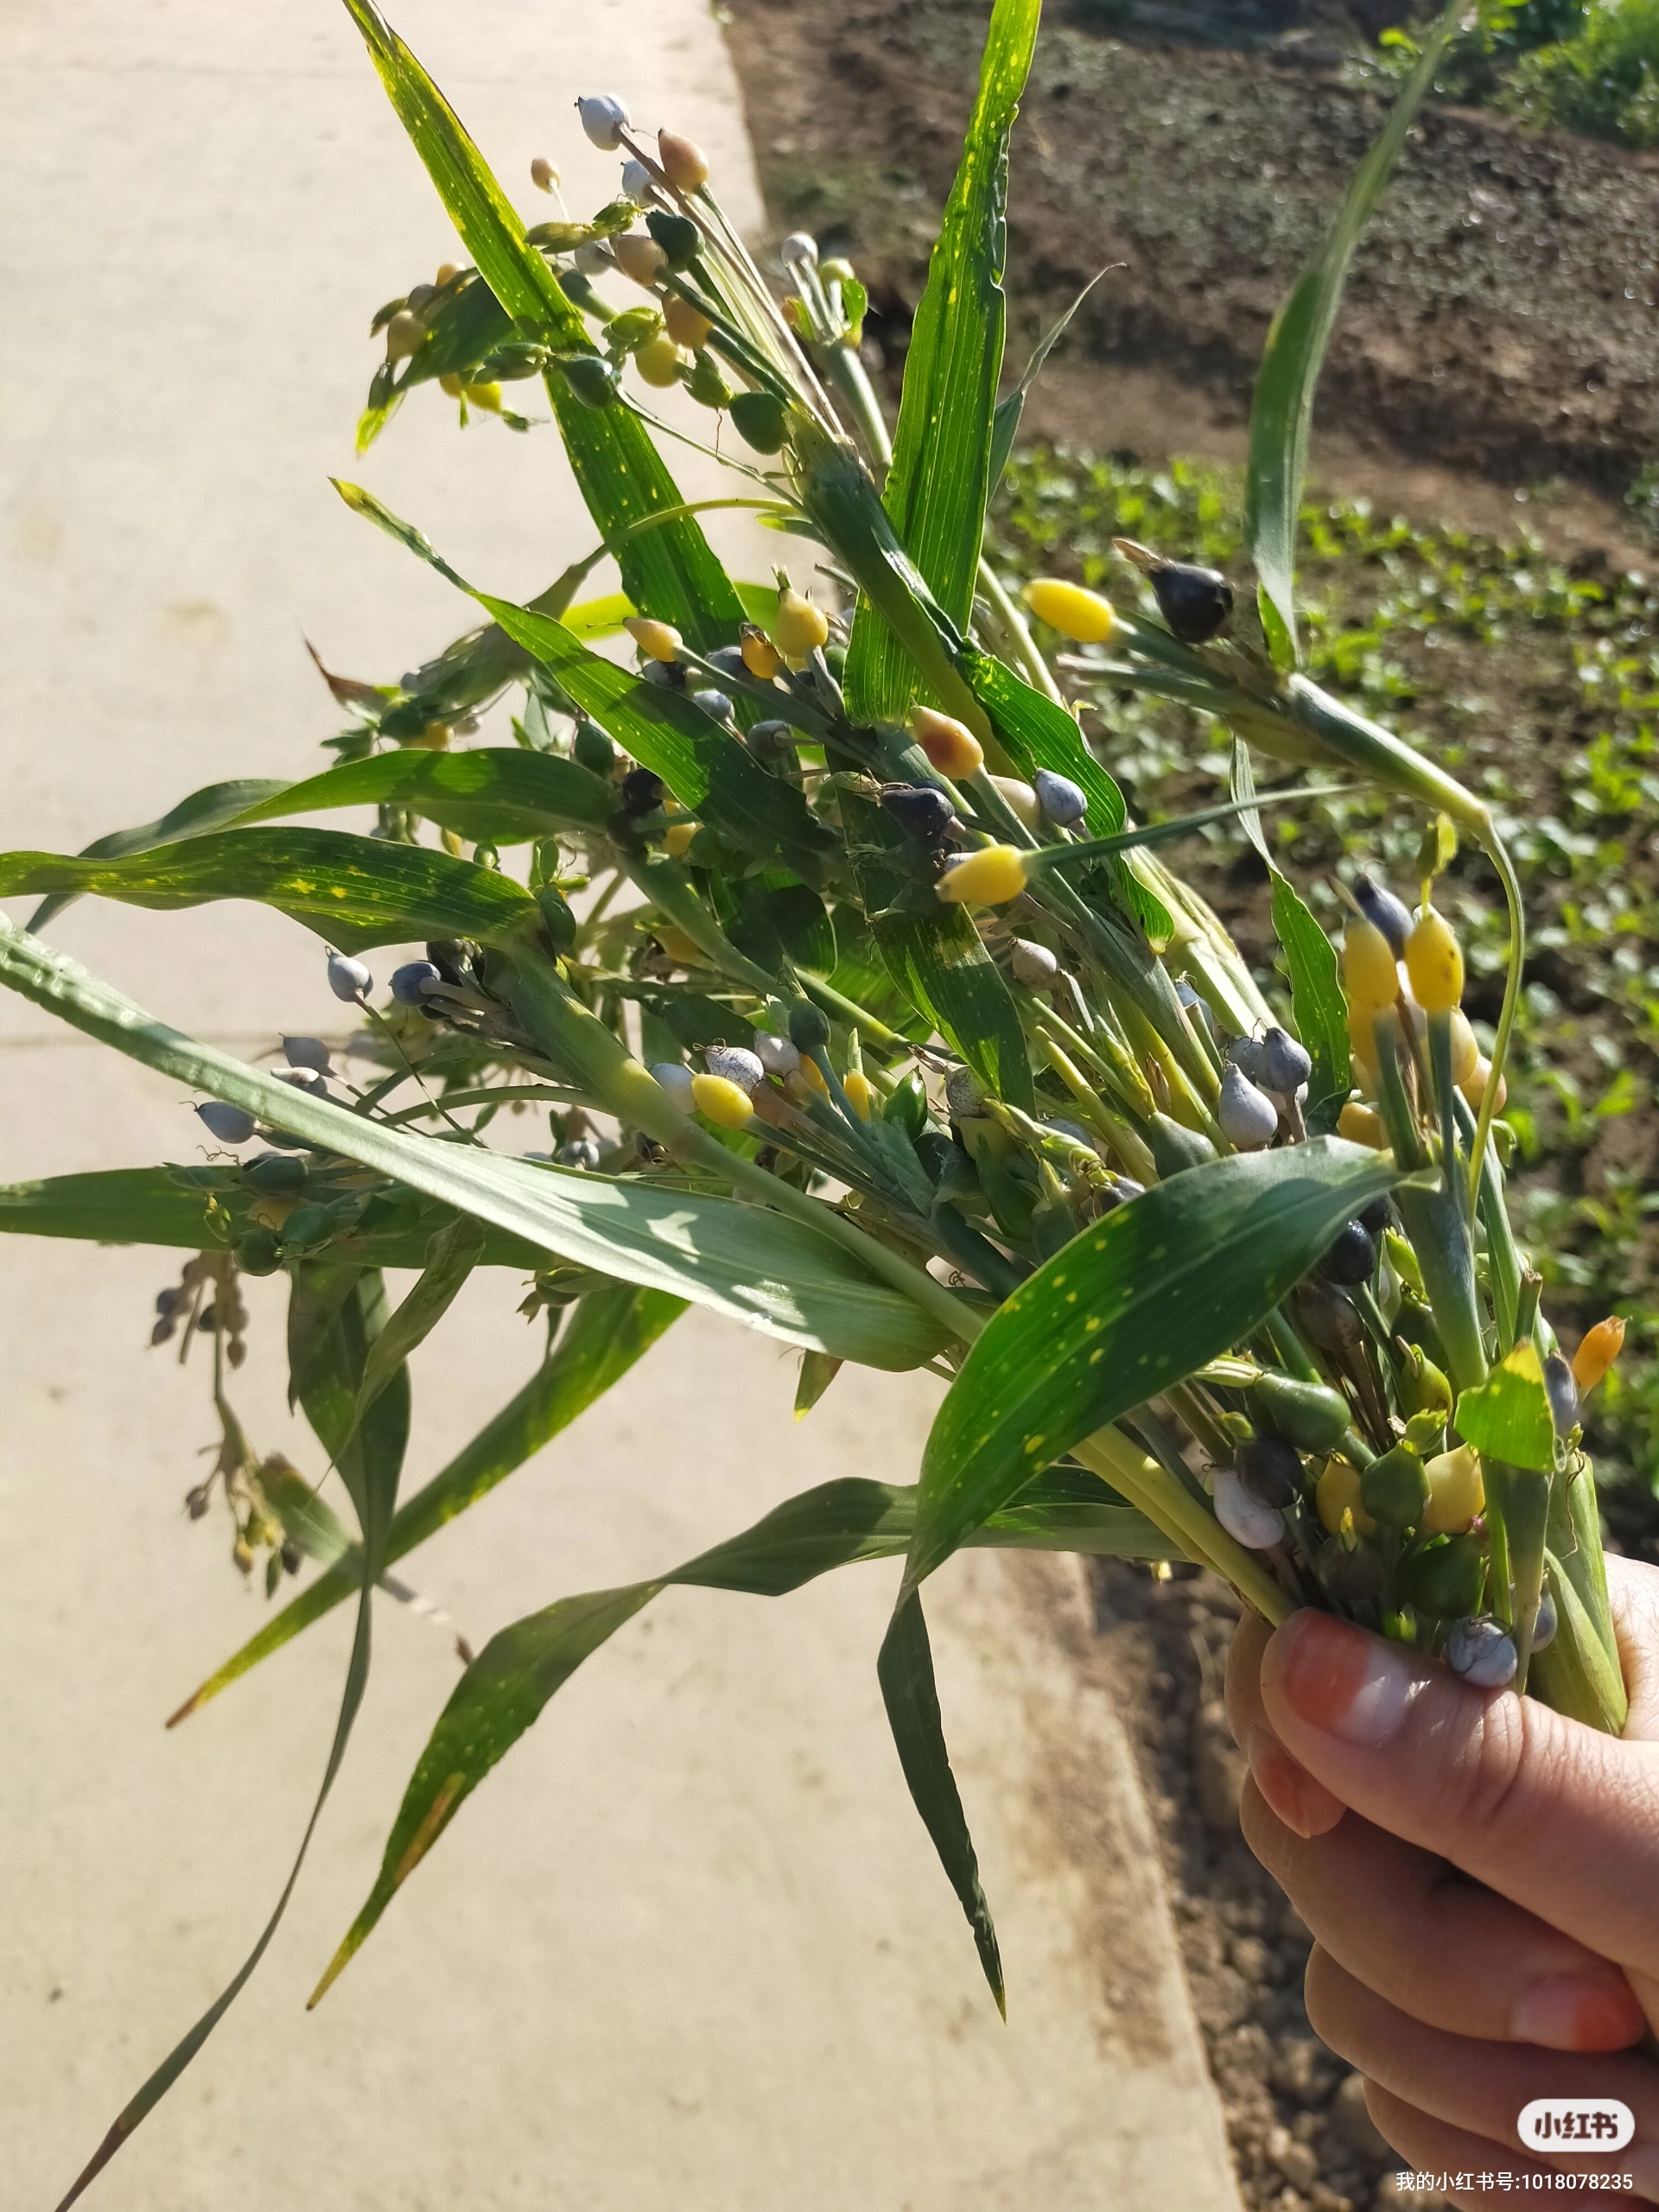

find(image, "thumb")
[1260,1609,1659,1983]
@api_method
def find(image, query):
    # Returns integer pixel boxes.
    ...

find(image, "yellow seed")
[786,1059,829,1101]
[1337,1100,1386,1148]
[658,129,710,193]
[435,263,460,287]
[412,721,451,751]
[1449,1007,1479,1086]
[1572,1316,1625,1395]
[938,844,1029,907]
[624,614,683,663]
[654,924,702,964]
[991,774,1040,830]
[530,156,558,194]
[612,233,667,289]
[1316,1456,1375,1538]
[1421,1444,1484,1535]
[909,704,983,779]
[1404,905,1464,1014]
[1021,576,1116,645]
[438,371,463,397]
[843,1071,875,1121]
[634,334,687,389]
[1346,998,1382,1080]
[775,585,830,657]
[247,1196,296,1232]
[663,294,712,350]
[740,624,782,681]
[1459,1054,1507,1113]
[1343,913,1399,1012]
[663,820,698,858]
[690,1073,755,1129]
[464,381,502,411]
[384,309,425,362]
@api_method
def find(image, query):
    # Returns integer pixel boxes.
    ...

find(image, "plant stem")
[1071,1430,1291,1624]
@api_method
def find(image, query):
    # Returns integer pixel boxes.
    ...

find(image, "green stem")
[1071,1431,1291,1624]
[1467,826,1525,1204]
[976,560,1064,706]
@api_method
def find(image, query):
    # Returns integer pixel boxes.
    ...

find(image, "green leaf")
[794,1349,842,1420]
[352,1215,485,1432]
[168,1284,685,1722]
[237,747,617,841]
[843,0,1040,721]
[53,1274,405,2212]
[289,1265,411,1532]
[334,480,831,874]
[987,269,1112,487]
[0,1164,553,1274]
[0,828,538,954]
[1270,873,1350,1128]
[1243,1,1459,664]
[1453,1342,1555,1476]
[874,906,1033,1111]
[340,0,742,647]
[310,1466,1170,1999]
[26,779,291,933]
[0,918,951,1370]
[908,1139,1404,1592]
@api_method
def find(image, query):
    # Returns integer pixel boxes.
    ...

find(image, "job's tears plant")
[0,1,1633,2198]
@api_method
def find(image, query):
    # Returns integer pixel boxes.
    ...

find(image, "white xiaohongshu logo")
[1518,2099,1636,2152]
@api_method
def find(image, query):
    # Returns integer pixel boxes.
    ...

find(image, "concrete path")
[0,3,1242,2207]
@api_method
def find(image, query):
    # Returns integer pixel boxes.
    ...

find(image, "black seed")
[1236,1434,1304,1509]
[1319,1218,1377,1286]
[1150,561,1233,644]
[879,782,956,842]
[620,767,666,814]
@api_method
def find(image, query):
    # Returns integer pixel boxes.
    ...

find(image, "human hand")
[1226,1556,1659,2207]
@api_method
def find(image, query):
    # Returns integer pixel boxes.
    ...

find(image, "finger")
[1361,2082,1590,2212]
[1609,1555,1659,1741]
[1258,1608,1659,1977]
[1239,1782,1645,2050]
[1227,1611,1344,1837]
[1306,1949,1659,2198]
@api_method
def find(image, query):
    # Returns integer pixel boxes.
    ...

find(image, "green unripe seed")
[573,720,617,778]
[1250,1371,1352,1454]
[243,1152,307,1197]
[537,884,577,951]
[559,353,620,408]
[787,999,830,1053]
[645,210,701,270]
[1396,1338,1453,1417]
[1147,1113,1217,1180]
[234,1228,283,1276]
[687,350,733,410]
[1399,1533,1485,1619]
[278,1203,335,1251]
[1361,1442,1432,1530]
[729,389,787,454]
[1403,1408,1447,1455]
[883,1070,929,1141]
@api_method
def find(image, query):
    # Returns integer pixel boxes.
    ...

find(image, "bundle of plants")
[0,1,1630,2199]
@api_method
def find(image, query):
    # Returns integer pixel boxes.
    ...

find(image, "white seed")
[620,157,655,203]
[780,232,818,271]
[1446,1616,1518,1688]
[282,1035,332,1074]
[1256,1025,1312,1095]
[1227,1033,1265,1083]
[1529,1591,1558,1651]
[196,1101,256,1145]
[576,94,631,150]
[1010,938,1058,988]
[753,1031,801,1077]
[1032,766,1088,828]
[1212,1466,1284,1549]
[574,240,614,276]
[649,1061,696,1110]
[705,1044,766,1093]
[327,951,372,1001]
[1217,1062,1280,1150]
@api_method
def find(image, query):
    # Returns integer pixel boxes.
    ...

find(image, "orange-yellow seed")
[248,1196,297,1232]
[690,1073,755,1129]
[1459,1054,1507,1113]
[909,704,983,780]
[1404,905,1465,1015]
[1449,1007,1479,1086]
[1346,998,1382,1082]
[654,924,703,965]
[412,721,451,751]
[438,371,463,397]
[1337,1100,1386,1149]
[633,334,686,390]
[663,820,698,858]
[937,844,1028,907]
[991,775,1040,830]
[435,263,460,287]
[530,156,558,194]
[464,381,502,412]
[1571,1316,1625,1395]
[842,1071,875,1121]
[657,129,710,193]
[663,294,712,351]
[1021,576,1116,645]
[740,625,782,681]
[612,233,667,289]
[1343,913,1399,1013]
[624,614,683,663]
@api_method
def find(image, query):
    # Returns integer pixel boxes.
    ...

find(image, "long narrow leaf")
[309,1467,1171,1999]
[169,1284,685,1721]
[26,779,290,934]
[1243,2,1459,663]
[0,920,951,1369]
[906,1139,1405,1592]
[54,1276,406,2212]
[843,0,1039,720]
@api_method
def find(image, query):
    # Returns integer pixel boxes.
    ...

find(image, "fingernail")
[1510,1973,1647,2053]
[1272,1612,1415,1746]
[1245,1726,1346,1838]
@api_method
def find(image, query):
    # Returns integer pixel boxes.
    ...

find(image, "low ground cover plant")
[1370,0,1659,149]
[0,0,1636,2198]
